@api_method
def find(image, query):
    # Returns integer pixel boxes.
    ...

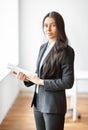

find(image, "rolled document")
[7,63,37,81]
[7,63,30,76]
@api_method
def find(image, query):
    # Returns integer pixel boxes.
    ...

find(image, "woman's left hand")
[28,73,44,85]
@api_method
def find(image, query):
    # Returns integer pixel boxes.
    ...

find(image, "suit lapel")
[37,43,48,71]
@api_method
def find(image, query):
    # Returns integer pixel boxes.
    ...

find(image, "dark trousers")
[34,110,65,130]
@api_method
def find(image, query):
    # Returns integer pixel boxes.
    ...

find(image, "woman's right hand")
[13,71,29,82]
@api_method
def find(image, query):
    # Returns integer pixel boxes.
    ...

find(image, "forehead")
[44,17,55,24]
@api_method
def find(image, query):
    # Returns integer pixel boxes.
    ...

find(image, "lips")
[47,33,52,35]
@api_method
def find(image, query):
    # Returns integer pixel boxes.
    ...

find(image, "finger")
[21,73,27,80]
[19,72,28,81]
[17,72,23,80]
[12,71,17,75]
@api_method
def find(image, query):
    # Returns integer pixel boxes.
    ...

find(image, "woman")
[16,11,75,130]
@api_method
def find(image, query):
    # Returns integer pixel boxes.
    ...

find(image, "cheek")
[53,29,58,35]
[43,28,46,33]
[52,27,57,31]
[55,28,58,35]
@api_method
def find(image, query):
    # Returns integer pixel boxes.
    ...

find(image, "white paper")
[7,63,30,76]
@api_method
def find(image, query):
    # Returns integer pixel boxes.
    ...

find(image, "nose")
[47,25,51,31]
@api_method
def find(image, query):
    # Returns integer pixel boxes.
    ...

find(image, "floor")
[0,91,88,130]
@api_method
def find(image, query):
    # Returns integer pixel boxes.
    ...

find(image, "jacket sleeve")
[44,47,75,91]
[24,81,34,87]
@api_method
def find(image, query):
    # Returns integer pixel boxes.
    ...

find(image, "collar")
[48,41,55,48]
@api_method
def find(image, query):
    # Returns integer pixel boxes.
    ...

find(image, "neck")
[48,38,57,43]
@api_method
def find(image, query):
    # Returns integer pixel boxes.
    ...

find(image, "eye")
[44,24,48,28]
[52,24,56,27]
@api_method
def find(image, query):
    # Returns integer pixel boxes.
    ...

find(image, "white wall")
[0,73,19,124]
[0,0,19,124]
[19,0,88,92]
[0,0,19,80]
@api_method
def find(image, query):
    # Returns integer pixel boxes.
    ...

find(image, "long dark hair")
[42,11,68,78]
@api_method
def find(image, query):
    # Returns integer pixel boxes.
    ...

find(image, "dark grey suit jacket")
[24,42,75,114]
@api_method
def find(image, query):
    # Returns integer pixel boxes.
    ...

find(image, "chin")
[47,36,54,39]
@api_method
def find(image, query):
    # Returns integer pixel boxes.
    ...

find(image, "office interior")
[0,0,88,129]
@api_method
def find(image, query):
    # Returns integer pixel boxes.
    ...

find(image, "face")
[43,17,58,42]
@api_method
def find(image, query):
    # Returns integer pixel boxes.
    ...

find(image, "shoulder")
[39,42,48,52]
[40,42,48,49]
[61,45,75,63]
[64,45,75,57]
